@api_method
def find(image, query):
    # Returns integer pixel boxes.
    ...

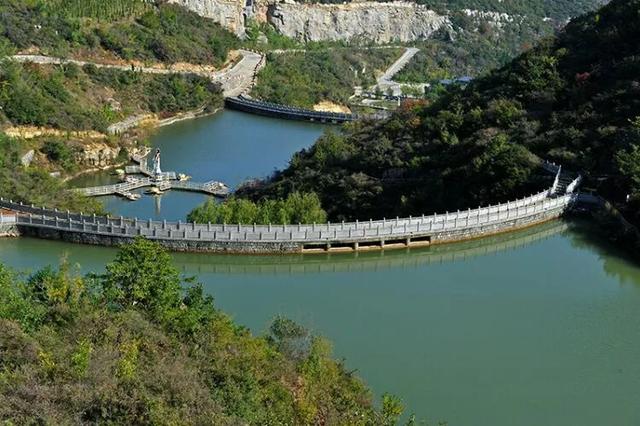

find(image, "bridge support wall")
[18,226,303,254]
[225,96,355,123]
[0,223,20,238]
[429,205,567,245]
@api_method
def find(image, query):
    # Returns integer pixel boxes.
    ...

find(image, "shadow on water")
[563,218,640,285]
[2,219,638,286]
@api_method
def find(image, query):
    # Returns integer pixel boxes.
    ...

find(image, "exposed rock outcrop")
[74,142,121,168]
[267,1,449,43]
[171,0,449,43]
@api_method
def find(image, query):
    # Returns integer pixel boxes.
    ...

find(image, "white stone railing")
[0,186,575,244]
[0,212,16,224]
[566,175,583,194]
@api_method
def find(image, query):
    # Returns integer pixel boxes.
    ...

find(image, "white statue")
[152,148,162,176]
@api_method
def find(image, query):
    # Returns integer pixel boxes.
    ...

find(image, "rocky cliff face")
[74,142,122,168]
[170,0,449,43]
[267,1,449,43]
[167,0,247,36]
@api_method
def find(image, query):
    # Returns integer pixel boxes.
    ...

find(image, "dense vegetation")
[0,1,239,66]
[0,134,104,213]
[251,48,403,108]
[41,0,151,20]
[241,0,640,227]
[396,0,602,84]
[0,238,403,424]
[0,60,223,132]
[188,192,327,225]
[395,13,549,83]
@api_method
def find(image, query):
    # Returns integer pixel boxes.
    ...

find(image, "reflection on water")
[172,220,573,276]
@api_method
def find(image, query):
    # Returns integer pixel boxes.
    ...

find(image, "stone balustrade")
[0,185,577,253]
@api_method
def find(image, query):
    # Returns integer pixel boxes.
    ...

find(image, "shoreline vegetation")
[0,237,405,424]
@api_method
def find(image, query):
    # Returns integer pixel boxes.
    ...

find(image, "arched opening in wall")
[243,12,248,28]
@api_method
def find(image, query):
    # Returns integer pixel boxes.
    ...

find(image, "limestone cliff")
[267,1,449,43]
[171,0,449,43]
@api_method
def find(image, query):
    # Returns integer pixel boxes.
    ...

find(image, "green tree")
[101,237,182,322]
[187,192,327,225]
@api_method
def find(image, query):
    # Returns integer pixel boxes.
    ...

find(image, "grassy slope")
[0,61,223,133]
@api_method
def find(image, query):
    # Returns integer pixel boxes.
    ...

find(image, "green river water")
[3,110,640,424]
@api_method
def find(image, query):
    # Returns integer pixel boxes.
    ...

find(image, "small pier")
[77,178,229,198]
[76,151,229,200]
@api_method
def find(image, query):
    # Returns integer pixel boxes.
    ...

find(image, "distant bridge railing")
[226,96,356,123]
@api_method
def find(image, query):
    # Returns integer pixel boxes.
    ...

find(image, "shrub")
[187,192,327,225]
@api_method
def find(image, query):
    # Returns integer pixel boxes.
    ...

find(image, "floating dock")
[75,153,229,199]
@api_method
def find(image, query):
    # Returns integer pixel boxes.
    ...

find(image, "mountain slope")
[239,0,640,224]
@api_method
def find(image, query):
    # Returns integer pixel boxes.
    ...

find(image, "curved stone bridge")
[0,169,582,254]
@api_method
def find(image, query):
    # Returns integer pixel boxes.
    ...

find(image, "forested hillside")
[0,238,400,424]
[0,0,239,65]
[240,0,640,225]
[253,0,605,105]
[396,0,607,83]
[0,1,229,213]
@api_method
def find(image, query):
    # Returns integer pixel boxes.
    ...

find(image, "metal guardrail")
[227,96,355,123]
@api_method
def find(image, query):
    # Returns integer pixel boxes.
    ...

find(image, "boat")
[124,193,141,201]
[145,187,164,195]
[178,173,191,181]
